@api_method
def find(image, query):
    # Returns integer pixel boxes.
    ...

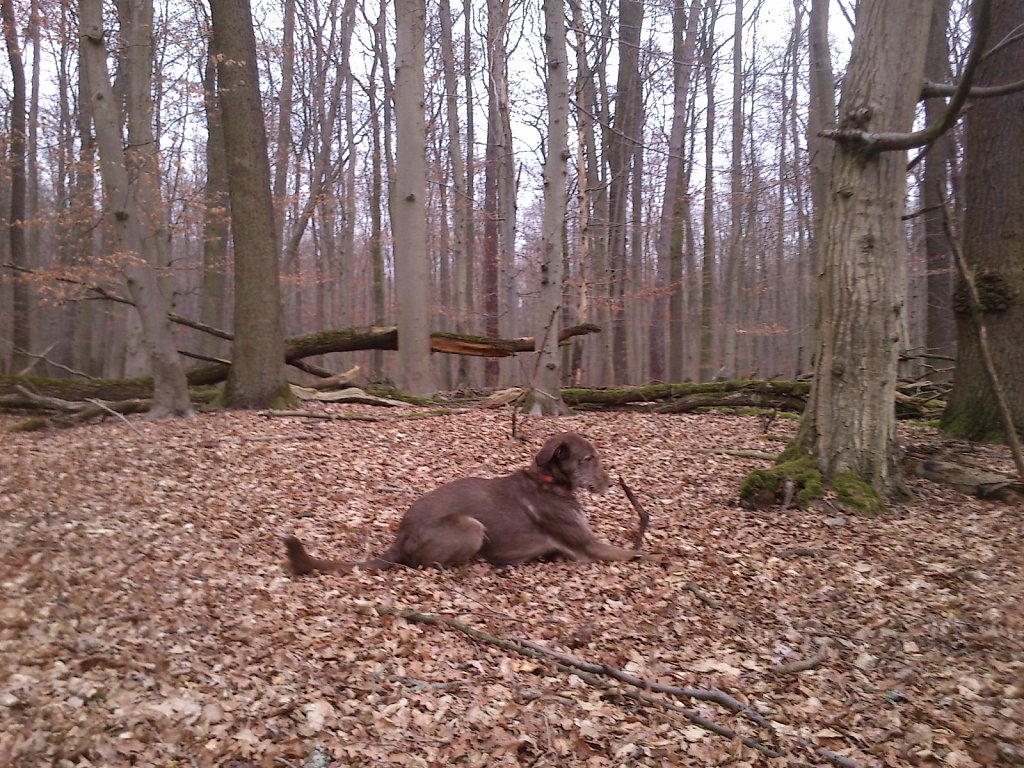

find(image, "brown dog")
[283,432,639,573]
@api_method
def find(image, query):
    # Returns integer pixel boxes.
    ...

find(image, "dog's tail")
[280,534,399,575]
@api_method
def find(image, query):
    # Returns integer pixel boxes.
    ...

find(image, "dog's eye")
[582,455,593,462]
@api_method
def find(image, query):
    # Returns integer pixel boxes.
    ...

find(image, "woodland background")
[0,0,971,388]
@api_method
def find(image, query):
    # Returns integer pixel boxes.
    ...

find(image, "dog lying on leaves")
[282,432,640,573]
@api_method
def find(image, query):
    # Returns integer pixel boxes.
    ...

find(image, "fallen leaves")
[1,407,1022,766]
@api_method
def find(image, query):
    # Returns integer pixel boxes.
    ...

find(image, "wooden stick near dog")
[618,477,650,550]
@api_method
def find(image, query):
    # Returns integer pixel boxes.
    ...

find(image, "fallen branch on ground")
[771,639,830,674]
[512,636,773,730]
[373,605,783,759]
[257,410,384,423]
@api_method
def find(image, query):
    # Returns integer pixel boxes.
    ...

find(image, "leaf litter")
[1,407,1022,767]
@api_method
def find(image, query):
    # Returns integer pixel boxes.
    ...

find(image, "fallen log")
[904,453,1024,503]
[0,324,602,403]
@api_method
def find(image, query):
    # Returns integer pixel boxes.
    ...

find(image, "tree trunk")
[795,0,934,499]
[2,0,31,373]
[921,0,956,379]
[199,34,230,360]
[607,0,643,380]
[805,0,836,372]
[532,0,571,415]
[721,0,744,379]
[439,0,470,387]
[79,0,194,418]
[942,0,1024,443]
[482,0,507,387]
[209,0,290,409]
[698,3,718,382]
[652,0,701,384]
[392,0,434,395]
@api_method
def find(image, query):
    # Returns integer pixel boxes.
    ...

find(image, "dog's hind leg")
[399,514,486,568]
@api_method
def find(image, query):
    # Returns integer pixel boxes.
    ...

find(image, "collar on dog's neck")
[528,466,572,492]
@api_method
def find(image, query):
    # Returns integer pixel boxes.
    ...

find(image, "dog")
[282,432,640,573]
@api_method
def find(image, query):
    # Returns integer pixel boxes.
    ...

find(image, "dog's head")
[534,432,610,494]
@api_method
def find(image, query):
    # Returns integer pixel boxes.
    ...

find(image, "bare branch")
[823,0,992,154]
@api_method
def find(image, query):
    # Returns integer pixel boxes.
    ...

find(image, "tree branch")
[374,605,783,758]
[822,0,992,154]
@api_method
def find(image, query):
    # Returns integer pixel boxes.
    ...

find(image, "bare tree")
[1,0,30,372]
[795,0,937,499]
[208,0,290,408]
[921,0,956,376]
[393,0,435,395]
[943,0,1024,443]
[533,0,571,415]
[721,0,744,379]
[698,1,719,382]
[651,0,702,384]
[199,21,230,359]
[607,0,643,378]
[79,0,194,417]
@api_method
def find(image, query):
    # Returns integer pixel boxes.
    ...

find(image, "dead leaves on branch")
[1,409,1022,766]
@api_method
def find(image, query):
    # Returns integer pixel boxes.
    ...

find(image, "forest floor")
[1,405,1022,767]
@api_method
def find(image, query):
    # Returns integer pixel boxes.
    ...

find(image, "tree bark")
[652,0,701,384]
[607,0,643,379]
[533,0,571,415]
[921,0,956,379]
[2,0,31,373]
[698,3,719,382]
[199,30,230,360]
[796,0,934,498]
[209,0,290,408]
[79,0,194,418]
[393,0,435,395]
[942,0,1024,444]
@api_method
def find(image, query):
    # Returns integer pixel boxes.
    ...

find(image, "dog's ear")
[535,434,570,468]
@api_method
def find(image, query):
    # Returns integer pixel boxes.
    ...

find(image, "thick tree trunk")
[796,0,934,498]
[392,0,434,395]
[79,0,194,418]
[607,0,643,379]
[209,0,290,409]
[942,0,1024,443]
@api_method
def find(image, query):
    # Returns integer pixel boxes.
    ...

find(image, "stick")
[257,410,384,422]
[85,398,146,437]
[618,477,650,550]
[513,637,773,731]
[771,639,830,674]
[374,606,782,759]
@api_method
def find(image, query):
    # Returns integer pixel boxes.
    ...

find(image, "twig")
[512,637,774,731]
[85,398,145,437]
[618,477,650,550]
[14,345,96,379]
[681,582,719,608]
[776,547,823,560]
[700,448,776,460]
[771,639,830,674]
[374,606,782,758]
[257,409,384,422]
[941,196,1024,480]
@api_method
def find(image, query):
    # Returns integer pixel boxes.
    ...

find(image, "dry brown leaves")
[1,406,1022,767]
